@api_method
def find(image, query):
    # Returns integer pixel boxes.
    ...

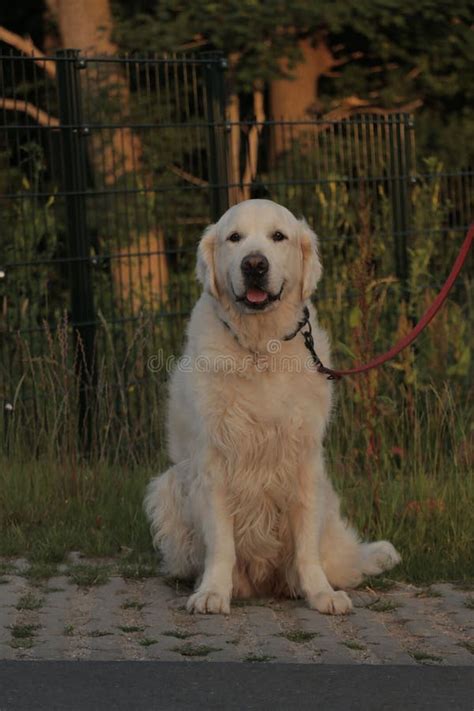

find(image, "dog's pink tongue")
[246,288,268,303]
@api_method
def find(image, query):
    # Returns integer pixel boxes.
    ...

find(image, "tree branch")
[407,66,422,80]
[176,38,207,51]
[0,26,56,80]
[320,99,423,125]
[0,98,59,127]
[168,164,208,187]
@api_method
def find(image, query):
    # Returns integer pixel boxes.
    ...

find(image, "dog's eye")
[272,231,287,242]
[227,232,241,243]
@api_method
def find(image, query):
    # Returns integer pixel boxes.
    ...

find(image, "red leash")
[309,222,473,379]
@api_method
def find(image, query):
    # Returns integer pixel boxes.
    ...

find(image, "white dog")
[145,199,400,615]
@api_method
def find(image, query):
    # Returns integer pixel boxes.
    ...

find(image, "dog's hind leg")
[144,461,202,579]
[320,509,367,590]
[320,507,400,589]
[358,540,401,578]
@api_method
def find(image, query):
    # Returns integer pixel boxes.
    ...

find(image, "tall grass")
[328,380,473,583]
[2,315,171,465]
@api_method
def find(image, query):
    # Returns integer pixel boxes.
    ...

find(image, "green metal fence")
[0,51,472,458]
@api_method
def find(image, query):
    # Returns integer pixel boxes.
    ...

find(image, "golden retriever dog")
[145,199,400,615]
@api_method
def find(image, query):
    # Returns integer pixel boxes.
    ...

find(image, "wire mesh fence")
[0,50,472,460]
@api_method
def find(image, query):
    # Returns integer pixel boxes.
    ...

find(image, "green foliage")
[0,143,62,332]
[113,0,474,165]
[113,0,311,90]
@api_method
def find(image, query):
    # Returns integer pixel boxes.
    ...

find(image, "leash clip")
[301,320,340,381]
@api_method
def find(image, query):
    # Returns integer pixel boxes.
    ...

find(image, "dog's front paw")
[308,590,353,615]
[187,588,231,615]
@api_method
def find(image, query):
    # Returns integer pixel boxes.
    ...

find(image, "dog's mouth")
[233,284,284,311]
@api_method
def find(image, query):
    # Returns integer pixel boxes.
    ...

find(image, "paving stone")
[0,576,27,661]
[380,591,473,666]
[1,561,473,665]
[343,605,414,665]
[139,578,184,660]
[288,604,355,664]
[399,594,473,665]
[397,596,443,636]
[431,584,474,633]
[83,577,129,661]
[35,577,73,660]
[239,605,301,662]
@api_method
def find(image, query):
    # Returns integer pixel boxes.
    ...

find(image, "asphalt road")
[1,661,473,711]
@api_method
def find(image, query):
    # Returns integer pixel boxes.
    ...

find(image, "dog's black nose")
[241,253,269,277]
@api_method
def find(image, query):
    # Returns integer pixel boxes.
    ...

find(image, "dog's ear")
[300,219,322,300]
[196,224,219,298]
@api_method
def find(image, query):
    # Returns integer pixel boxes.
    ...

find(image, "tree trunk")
[269,37,336,157]
[48,0,115,53]
[227,90,242,206]
[240,81,265,200]
[46,0,169,310]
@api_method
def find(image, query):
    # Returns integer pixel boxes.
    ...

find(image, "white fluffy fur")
[145,199,400,615]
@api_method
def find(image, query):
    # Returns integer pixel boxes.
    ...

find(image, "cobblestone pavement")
[1,558,472,666]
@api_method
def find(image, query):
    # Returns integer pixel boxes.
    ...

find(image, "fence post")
[204,57,229,222]
[390,113,413,295]
[56,49,95,450]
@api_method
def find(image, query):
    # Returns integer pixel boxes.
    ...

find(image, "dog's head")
[196,199,322,313]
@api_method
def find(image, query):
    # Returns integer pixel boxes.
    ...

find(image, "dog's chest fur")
[202,367,329,582]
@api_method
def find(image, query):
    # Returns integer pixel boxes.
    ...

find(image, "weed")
[280,630,318,643]
[162,630,196,640]
[409,650,443,663]
[173,643,221,657]
[118,560,157,581]
[63,624,74,636]
[139,637,158,647]
[464,597,474,610]
[342,640,366,651]
[232,598,268,607]
[366,599,400,613]
[0,563,16,575]
[362,577,397,592]
[121,599,146,611]
[459,641,474,655]
[16,593,44,611]
[10,623,40,639]
[88,630,113,638]
[68,564,110,587]
[244,653,276,662]
[10,638,35,649]
[118,625,145,633]
[23,563,57,583]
